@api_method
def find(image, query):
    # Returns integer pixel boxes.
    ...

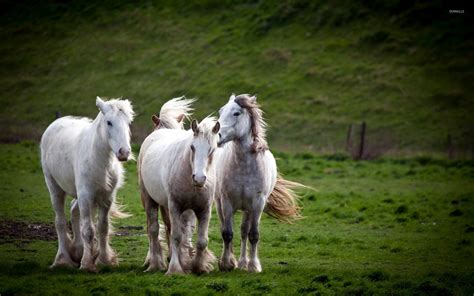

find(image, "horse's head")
[189,117,220,187]
[96,97,135,162]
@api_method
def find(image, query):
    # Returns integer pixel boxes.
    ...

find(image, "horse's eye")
[190,145,195,152]
[107,121,112,126]
[233,112,240,117]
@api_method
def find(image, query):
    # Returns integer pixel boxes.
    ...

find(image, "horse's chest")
[224,160,266,201]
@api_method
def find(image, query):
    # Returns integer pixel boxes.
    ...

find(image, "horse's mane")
[106,99,135,122]
[234,94,268,153]
[159,97,195,129]
[197,116,219,146]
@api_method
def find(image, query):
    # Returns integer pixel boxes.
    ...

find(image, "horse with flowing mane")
[138,98,220,275]
[215,94,303,273]
[40,97,134,272]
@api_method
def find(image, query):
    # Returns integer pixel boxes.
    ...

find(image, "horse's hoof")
[218,258,237,271]
[96,256,118,267]
[79,263,98,273]
[145,262,167,272]
[238,258,248,270]
[165,269,185,276]
[248,260,262,273]
[51,253,78,268]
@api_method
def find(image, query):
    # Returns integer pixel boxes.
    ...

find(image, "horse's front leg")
[96,198,118,267]
[217,197,237,271]
[77,192,97,272]
[166,202,184,275]
[248,199,265,273]
[143,189,167,272]
[191,207,216,274]
[46,175,76,268]
[70,199,83,264]
[238,211,251,270]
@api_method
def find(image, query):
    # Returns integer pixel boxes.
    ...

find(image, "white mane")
[197,116,219,145]
[159,97,196,129]
[103,98,135,122]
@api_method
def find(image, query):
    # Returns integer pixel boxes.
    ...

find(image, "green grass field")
[1,142,473,295]
[1,1,474,295]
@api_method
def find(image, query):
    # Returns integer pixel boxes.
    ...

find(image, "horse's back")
[41,116,91,196]
[139,129,191,205]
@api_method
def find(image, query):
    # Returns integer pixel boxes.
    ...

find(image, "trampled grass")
[0,143,473,295]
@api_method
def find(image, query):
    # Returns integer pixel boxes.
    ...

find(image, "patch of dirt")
[0,220,56,243]
[0,221,146,244]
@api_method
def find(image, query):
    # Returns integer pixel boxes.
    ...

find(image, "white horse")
[215,94,302,273]
[139,97,197,272]
[40,97,134,272]
[139,107,220,275]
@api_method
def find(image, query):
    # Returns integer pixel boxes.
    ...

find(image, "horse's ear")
[212,121,220,134]
[229,93,236,101]
[151,114,160,126]
[191,119,199,135]
[176,113,185,123]
[96,96,109,114]
[249,95,257,103]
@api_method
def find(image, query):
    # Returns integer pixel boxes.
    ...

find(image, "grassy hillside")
[1,1,473,154]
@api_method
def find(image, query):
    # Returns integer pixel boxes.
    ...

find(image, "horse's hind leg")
[191,208,216,274]
[142,189,166,271]
[247,200,265,273]
[238,211,251,270]
[45,174,76,268]
[217,198,237,271]
[70,199,83,263]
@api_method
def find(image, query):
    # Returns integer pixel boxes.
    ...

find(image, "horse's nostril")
[192,174,196,180]
[119,148,123,154]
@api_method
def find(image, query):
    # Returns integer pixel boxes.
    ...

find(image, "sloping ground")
[1,0,473,154]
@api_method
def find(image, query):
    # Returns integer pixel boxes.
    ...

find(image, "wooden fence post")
[358,121,366,160]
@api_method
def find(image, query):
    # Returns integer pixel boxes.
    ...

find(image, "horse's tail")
[158,96,196,129]
[264,174,305,223]
[109,199,131,219]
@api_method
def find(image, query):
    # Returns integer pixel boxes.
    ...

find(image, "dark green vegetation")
[1,1,473,153]
[1,143,473,295]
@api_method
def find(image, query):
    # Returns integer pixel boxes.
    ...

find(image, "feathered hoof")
[218,256,237,272]
[191,248,216,274]
[248,259,262,273]
[165,264,185,276]
[50,253,78,269]
[79,262,98,273]
[95,255,118,267]
[238,258,248,270]
[144,259,167,272]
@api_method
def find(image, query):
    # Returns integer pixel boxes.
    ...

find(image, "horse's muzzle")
[117,148,130,162]
[192,174,206,187]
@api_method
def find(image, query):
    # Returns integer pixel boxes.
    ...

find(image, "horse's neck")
[170,136,192,174]
[86,115,114,169]
[232,132,254,160]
